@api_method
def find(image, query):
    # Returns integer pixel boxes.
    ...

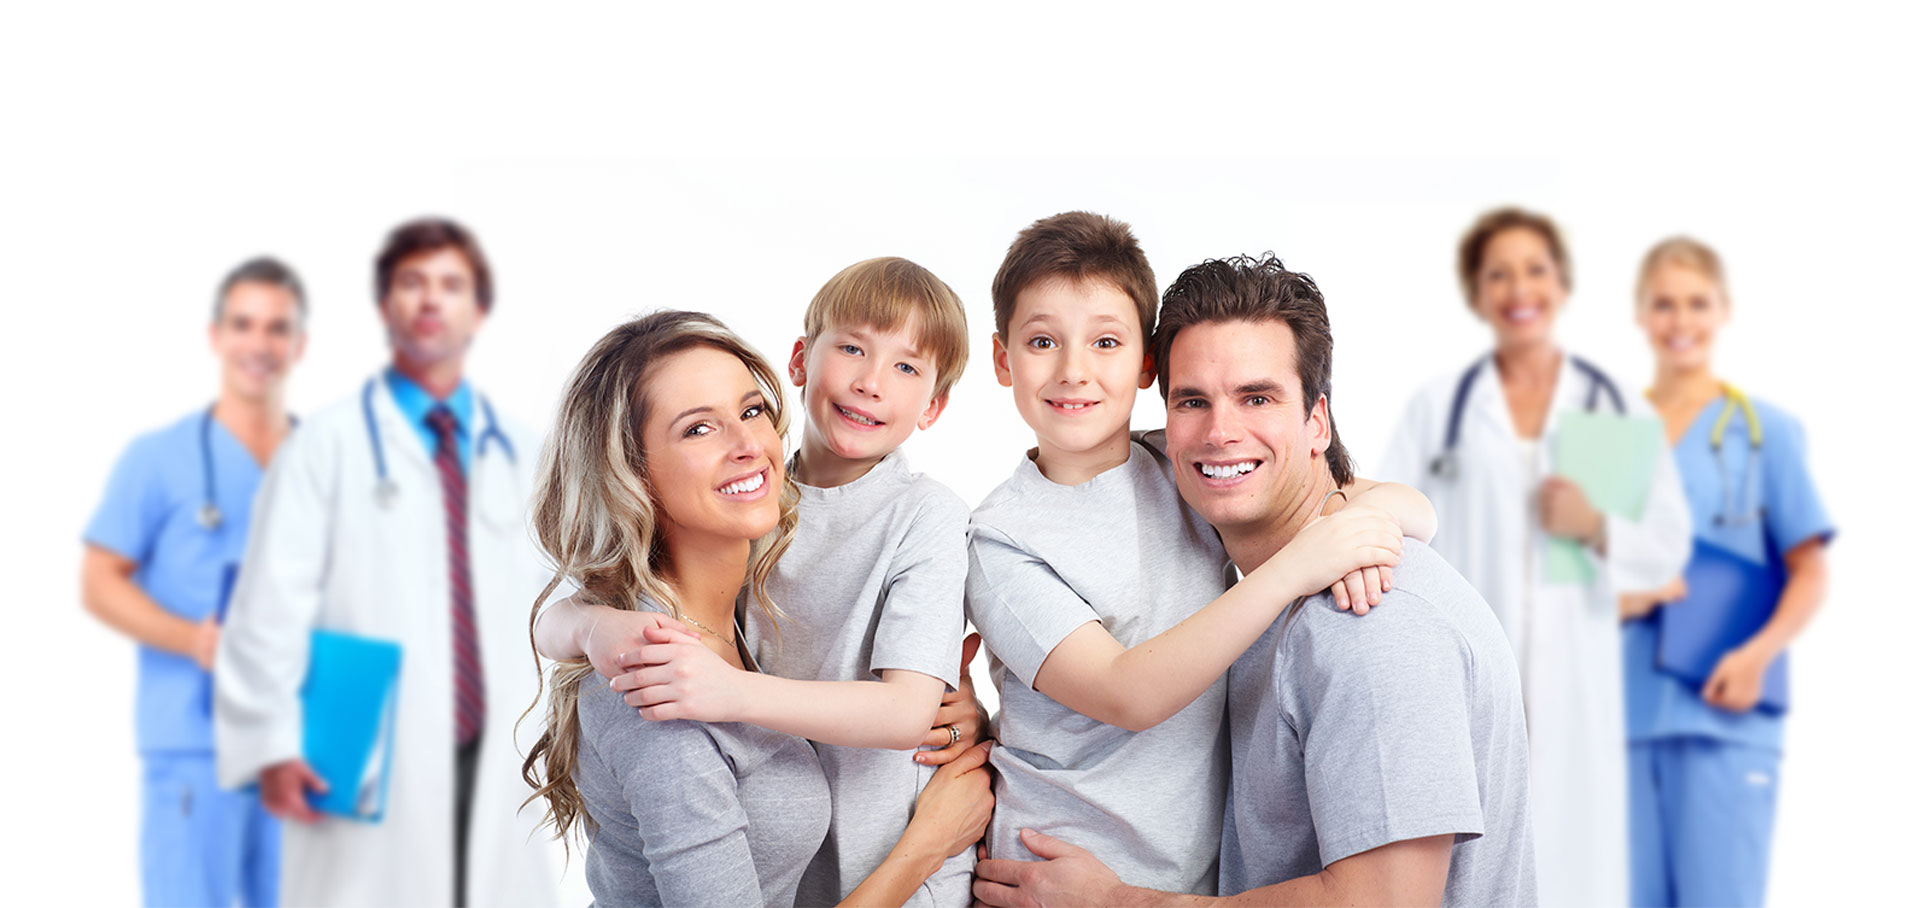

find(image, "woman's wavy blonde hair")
[520,309,800,849]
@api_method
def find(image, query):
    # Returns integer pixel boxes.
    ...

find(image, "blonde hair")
[1636,235,1729,305]
[520,309,801,850]
[804,257,970,401]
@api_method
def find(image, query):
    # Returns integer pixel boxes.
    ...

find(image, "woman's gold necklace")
[679,612,736,647]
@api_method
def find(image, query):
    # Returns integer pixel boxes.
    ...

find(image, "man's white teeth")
[720,472,766,495]
[838,405,879,426]
[1200,461,1258,479]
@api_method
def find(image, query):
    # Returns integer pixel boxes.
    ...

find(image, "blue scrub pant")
[141,752,280,908]
[1628,737,1780,908]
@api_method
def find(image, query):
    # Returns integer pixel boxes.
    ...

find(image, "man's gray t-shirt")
[743,450,972,907]
[1220,540,1537,906]
[575,668,830,908]
[966,441,1235,895]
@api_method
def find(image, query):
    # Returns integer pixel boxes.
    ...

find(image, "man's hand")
[611,626,750,722]
[1620,576,1687,621]
[918,632,987,766]
[1539,476,1604,546]
[259,758,327,823]
[974,829,1127,908]
[192,616,220,671]
[901,741,994,859]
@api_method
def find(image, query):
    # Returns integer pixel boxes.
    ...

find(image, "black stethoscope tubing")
[1428,353,1626,481]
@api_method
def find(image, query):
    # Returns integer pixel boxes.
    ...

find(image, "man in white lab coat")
[215,218,556,907]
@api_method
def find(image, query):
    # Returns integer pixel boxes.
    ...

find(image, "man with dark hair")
[975,255,1536,907]
[215,218,556,906]
[83,255,306,907]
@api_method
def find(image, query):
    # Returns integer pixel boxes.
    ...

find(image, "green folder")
[1547,411,1664,583]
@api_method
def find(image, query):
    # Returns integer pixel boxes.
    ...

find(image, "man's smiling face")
[1163,318,1331,537]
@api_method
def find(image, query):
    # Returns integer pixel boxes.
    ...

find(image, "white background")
[2,3,1912,904]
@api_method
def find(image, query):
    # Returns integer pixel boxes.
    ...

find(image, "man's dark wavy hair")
[1153,253,1352,485]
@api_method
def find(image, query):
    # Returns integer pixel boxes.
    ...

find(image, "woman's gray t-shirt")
[574,668,830,907]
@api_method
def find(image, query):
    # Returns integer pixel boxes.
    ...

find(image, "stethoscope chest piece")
[196,502,223,531]
[1429,453,1459,481]
[376,479,399,510]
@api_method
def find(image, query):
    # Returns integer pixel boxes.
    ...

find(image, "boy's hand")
[580,606,697,682]
[918,633,988,765]
[1330,565,1394,615]
[1273,504,1404,607]
[611,626,747,722]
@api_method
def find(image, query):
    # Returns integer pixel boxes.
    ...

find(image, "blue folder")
[300,630,404,821]
[1655,537,1789,715]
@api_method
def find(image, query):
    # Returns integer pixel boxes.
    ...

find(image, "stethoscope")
[360,377,516,509]
[1428,353,1626,481]
[196,405,298,531]
[1703,382,1764,527]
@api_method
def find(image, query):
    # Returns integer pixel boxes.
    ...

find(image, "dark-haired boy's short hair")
[990,212,1157,340]
[375,217,494,310]
[1154,254,1352,485]
[214,256,306,323]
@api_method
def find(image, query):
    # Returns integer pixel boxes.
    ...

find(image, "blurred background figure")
[214,218,555,906]
[1374,208,1693,907]
[1622,237,1834,907]
[81,257,307,907]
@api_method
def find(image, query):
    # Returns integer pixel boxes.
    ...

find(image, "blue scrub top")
[1624,392,1835,750]
[384,367,472,473]
[85,410,271,754]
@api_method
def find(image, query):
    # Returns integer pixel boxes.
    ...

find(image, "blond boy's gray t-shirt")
[575,667,830,908]
[1220,540,1537,906]
[743,450,972,908]
[966,441,1235,895]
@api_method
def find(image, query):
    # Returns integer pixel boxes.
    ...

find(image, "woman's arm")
[1703,539,1829,711]
[1024,503,1405,733]
[839,742,994,907]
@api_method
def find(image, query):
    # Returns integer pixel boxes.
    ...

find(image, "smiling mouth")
[1047,399,1099,413]
[834,403,884,427]
[718,469,768,496]
[1195,460,1261,483]
[1502,305,1543,324]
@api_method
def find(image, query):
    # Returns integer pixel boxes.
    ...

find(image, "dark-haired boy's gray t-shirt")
[743,450,972,907]
[966,441,1236,895]
[575,673,830,908]
[1220,540,1537,906]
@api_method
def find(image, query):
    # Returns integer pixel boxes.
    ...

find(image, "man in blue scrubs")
[82,257,308,907]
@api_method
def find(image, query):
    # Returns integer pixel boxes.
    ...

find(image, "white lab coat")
[215,374,557,907]
[1375,352,1691,908]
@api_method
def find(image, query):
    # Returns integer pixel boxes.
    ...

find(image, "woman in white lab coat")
[1375,208,1692,908]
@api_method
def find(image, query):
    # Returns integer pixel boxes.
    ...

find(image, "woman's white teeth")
[1200,461,1258,479]
[720,472,766,495]
[837,405,879,426]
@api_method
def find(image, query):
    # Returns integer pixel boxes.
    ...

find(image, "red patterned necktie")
[426,406,486,745]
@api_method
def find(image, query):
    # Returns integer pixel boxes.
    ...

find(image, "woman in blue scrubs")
[1623,236,1834,907]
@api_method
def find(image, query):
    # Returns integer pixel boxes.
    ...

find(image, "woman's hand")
[1539,476,1605,546]
[611,626,748,722]
[1271,504,1404,608]
[1620,575,1688,621]
[901,741,995,860]
[917,633,988,766]
[1703,643,1774,713]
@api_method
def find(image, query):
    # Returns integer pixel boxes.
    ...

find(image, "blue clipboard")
[300,630,404,821]
[1655,537,1789,714]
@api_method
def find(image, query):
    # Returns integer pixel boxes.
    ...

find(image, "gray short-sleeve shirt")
[743,450,972,907]
[966,441,1235,894]
[575,670,830,908]
[1220,540,1536,906]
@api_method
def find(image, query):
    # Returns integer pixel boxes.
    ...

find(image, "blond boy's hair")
[804,257,970,401]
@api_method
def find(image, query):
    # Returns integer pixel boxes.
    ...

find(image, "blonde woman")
[523,310,991,907]
[1624,239,1833,907]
